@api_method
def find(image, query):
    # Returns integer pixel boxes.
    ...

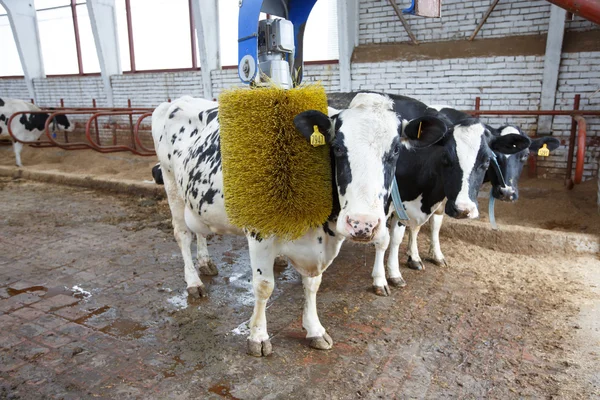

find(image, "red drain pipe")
[573,115,586,185]
[544,0,600,25]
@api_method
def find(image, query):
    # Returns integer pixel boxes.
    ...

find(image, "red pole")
[475,96,481,111]
[565,94,581,188]
[93,99,100,145]
[71,0,84,75]
[573,115,586,185]
[128,99,135,148]
[125,0,136,72]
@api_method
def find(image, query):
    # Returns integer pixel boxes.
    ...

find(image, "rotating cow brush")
[218,0,331,239]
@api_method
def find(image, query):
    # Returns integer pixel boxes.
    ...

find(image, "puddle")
[7,285,74,298]
[74,305,111,324]
[6,286,48,297]
[167,292,189,310]
[209,383,240,400]
[101,319,147,339]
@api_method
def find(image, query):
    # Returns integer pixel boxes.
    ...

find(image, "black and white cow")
[483,124,560,201]
[152,93,445,356]
[0,98,73,167]
[329,92,531,295]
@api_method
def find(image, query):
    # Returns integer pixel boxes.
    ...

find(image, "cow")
[0,98,74,167]
[482,124,561,202]
[328,92,531,295]
[152,93,446,356]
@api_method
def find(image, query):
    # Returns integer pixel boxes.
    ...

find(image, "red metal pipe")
[475,96,481,111]
[573,115,586,185]
[43,111,95,150]
[133,112,156,155]
[7,111,57,147]
[467,109,600,116]
[125,0,136,72]
[71,0,84,75]
[93,99,100,144]
[565,94,581,188]
[189,0,198,69]
[128,99,135,149]
[85,111,155,155]
[544,0,600,25]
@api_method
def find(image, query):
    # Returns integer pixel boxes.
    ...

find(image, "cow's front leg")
[303,274,333,350]
[372,229,391,296]
[247,236,276,357]
[386,217,407,287]
[428,206,448,267]
[196,234,218,275]
[13,142,24,168]
[407,225,424,270]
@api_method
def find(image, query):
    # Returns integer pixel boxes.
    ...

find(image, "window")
[115,0,197,72]
[0,5,24,76]
[36,0,100,75]
[218,0,339,67]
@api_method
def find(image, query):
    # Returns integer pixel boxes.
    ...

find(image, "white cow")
[152,93,446,356]
[0,98,74,167]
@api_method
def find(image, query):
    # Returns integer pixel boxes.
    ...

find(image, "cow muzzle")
[492,185,517,202]
[447,201,479,219]
[345,215,380,242]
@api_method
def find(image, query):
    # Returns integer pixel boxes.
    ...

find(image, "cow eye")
[520,153,530,162]
[441,154,451,167]
[333,145,345,156]
[393,144,400,155]
[480,159,491,170]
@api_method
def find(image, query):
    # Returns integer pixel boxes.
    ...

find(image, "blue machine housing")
[238,0,319,85]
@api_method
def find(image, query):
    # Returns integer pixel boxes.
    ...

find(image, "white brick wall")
[33,76,107,108]
[111,71,204,108]
[359,0,555,45]
[0,78,30,101]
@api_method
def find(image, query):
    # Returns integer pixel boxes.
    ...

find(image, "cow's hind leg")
[303,274,332,350]
[196,234,218,276]
[247,236,276,357]
[13,141,23,167]
[162,171,207,298]
[372,229,391,296]
[386,216,407,287]
[407,225,424,270]
[428,205,448,267]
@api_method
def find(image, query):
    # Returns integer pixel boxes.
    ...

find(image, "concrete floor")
[0,177,599,399]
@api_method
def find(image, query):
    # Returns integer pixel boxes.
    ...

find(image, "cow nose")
[496,186,516,202]
[454,202,479,219]
[346,215,379,240]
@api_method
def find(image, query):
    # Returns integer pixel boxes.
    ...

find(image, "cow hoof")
[247,339,272,357]
[274,256,288,268]
[388,277,406,287]
[373,285,391,297]
[429,258,448,267]
[198,260,218,276]
[187,284,208,298]
[407,259,424,270]
[309,332,333,350]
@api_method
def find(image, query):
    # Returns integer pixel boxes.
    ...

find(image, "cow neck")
[327,146,341,223]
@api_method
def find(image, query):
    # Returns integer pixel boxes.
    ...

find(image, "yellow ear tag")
[417,121,423,139]
[537,143,550,157]
[310,125,326,147]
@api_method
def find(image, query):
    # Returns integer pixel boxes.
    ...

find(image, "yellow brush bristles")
[218,84,332,240]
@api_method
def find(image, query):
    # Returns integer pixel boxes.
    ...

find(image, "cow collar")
[391,177,410,221]
[488,152,506,231]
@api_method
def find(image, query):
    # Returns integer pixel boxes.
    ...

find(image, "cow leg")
[386,217,407,287]
[196,234,218,276]
[428,205,448,267]
[13,141,23,167]
[303,274,332,350]
[372,228,391,296]
[162,171,206,298]
[406,225,424,270]
[247,236,276,357]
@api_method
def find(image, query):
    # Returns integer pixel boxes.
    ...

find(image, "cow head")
[487,125,560,201]
[294,93,446,243]
[436,119,530,219]
[47,109,75,132]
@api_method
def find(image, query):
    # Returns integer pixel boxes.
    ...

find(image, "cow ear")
[402,115,447,148]
[529,136,560,152]
[293,110,335,144]
[489,133,531,154]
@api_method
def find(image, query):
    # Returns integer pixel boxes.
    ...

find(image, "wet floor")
[0,177,599,399]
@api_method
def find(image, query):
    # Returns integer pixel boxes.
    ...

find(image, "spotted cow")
[328,92,531,295]
[0,98,73,167]
[152,94,446,356]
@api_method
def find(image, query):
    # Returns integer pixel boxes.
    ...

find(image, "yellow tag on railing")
[537,143,550,157]
[310,125,326,147]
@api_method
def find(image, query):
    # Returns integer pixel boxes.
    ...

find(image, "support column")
[538,5,567,135]
[337,0,358,92]
[0,0,44,100]
[190,0,220,100]
[87,0,121,106]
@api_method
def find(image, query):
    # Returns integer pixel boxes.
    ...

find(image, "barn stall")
[1,0,599,398]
